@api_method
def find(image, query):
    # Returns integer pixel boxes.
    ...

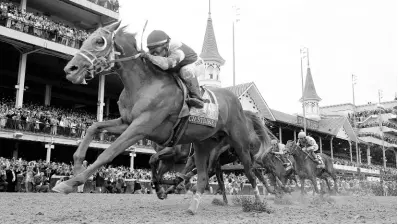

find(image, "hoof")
[187,195,201,215]
[156,193,167,200]
[52,182,74,194]
[156,187,167,200]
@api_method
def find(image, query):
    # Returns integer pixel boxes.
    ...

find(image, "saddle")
[309,153,324,168]
[159,76,219,147]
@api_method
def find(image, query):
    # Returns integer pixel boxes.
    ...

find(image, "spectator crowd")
[88,0,119,12]
[0,0,89,49]
[0,157,174,194]
[0,97,157,147]
[1,156,396,197]
[348,107,397,123]
[358,132,397,145]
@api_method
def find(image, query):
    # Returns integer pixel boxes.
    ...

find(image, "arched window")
[206,65,214,79]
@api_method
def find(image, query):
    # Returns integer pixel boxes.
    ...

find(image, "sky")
[118,0,397,114]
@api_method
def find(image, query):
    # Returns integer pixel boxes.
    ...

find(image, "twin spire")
[300,51,321,102]
[200,0,225,65]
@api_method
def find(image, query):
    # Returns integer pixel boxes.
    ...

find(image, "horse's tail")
[242,111,271,160]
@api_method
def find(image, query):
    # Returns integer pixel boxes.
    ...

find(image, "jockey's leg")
[180,61,205,109]
[311,151,322,165]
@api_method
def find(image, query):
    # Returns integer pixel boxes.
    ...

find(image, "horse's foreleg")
[207,141,228,175]
[53,113,159,194]
[73,118,128,175]
[156,160,174,199]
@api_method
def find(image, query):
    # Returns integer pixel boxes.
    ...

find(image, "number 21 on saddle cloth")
[303,147,324,168]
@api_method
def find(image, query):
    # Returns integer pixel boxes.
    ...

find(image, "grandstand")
[0,0,154,169]
[321,101,397,170]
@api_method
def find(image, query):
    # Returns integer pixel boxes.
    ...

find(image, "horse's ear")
[106,20,122,32]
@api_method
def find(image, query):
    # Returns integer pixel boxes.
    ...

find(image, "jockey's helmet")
[147,30,170,49]
[298,131,306,139]
[271,139,278,145]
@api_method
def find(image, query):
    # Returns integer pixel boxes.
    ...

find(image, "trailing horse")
[150,110,275,204]
[284,140,338,194]
[52,21,270,214]
[254,147,297,194]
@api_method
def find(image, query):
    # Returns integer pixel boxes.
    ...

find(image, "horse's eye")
[96,38,105,47]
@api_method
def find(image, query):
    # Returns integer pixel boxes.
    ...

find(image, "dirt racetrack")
[0,192,396,224]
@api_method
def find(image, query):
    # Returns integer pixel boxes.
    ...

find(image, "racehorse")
[284,140,338,195]
[52,21,270,214]
[254,147,297,194]
[150,111,275,204]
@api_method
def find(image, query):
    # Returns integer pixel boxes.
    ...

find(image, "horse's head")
[64,20,131,84]
[284,140,299,155]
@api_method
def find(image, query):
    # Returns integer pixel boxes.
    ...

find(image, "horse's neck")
[293,151,307,165]
[118,59,175,96]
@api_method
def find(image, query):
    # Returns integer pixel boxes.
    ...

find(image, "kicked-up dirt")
[0,192,396,224]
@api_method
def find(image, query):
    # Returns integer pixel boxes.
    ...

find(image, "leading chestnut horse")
[52,21,270,214]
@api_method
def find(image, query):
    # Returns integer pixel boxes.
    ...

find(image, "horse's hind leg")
[299,177,306,195]
[321,175,332,194]
[328,172,339,194]
[310,177,320,195]
[230,139,261,202]
[254,169,275,194]
[187,141,212,214]
[214,162,228,204]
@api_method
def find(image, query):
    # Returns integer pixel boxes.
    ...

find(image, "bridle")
[76,28,142,80]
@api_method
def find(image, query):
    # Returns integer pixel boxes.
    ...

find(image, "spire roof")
[300,67,322,102]
[200,1,225,65]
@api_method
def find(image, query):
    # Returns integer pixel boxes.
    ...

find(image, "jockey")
[297,131,322,166]
[141,30,205,109]
[270,139,290,167]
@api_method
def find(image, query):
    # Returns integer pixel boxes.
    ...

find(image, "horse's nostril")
[69,65,78,72]
[65,65,79,73]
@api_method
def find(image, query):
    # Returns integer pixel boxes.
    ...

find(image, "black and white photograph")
[0,0,396,223]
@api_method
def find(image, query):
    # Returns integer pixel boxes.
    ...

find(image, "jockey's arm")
[273,151,283,155]
[307,145,319,151]
[145,49,185,70]
[305,138,319,152]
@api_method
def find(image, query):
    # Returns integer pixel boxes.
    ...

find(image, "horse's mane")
[115,25,138,50]
[114,26,177,78]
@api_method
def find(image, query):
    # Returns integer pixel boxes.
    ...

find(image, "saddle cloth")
[314,153,324,164]
[188,87,219,128]
[175,77,219,128]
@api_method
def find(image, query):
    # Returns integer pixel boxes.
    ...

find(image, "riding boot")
[181,75,204,109]
[312,151,322,166]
